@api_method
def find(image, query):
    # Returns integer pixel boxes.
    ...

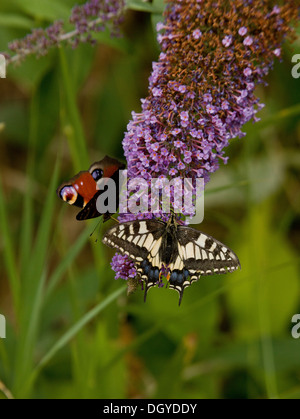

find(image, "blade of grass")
[15,271,47,397]
[257,103,300,128]
[0,178,20,317]
[206,179,249,195]
[26,285,126,391]
[250,204,278,399]
[19,89,38,273]
[103,324,160,372]
[0,380,14,399]
[127,0,163,13]
[0,340,10,378]
[25,156,61,284]
[0,13,33,30]
[44,225,94,301]
[39,285,126,368]
[13,155,61,397]
[59,47,89,170]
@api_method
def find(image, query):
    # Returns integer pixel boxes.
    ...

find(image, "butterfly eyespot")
[59,185,77,205]
[169,271,184,285]
[177,273,184,283]
[170,271,178,282]
[91,168,103,181]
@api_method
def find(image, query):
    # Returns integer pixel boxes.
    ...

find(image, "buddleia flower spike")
[105,0,299,303]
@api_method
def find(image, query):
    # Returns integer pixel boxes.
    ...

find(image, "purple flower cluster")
[111,0,299,280]
[6,0,125,62]
[70,0,125,46]
[110,254,136,280]
[8,21,64,60]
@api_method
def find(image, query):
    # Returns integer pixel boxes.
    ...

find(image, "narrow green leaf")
[13,156,61,397]
[151,0,165,33]
[17,271,47,397]
[28,158,60,281]
[256,103,300,128]
[126,0,163,13]
[44,226,93,301]
[0,178,20,315]
[19,91,38,273]
[0,13,33,29]
[206,179,249,195]
[59,47,89,170]
[11,0,70,21]
[35,286,126,373]
[103,325,159,372]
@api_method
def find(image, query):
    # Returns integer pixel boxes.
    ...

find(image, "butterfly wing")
[167,225,240,303]
[75,191,107,220]
[102,219,166,298]
[57,155,125,221]
[77,156,125,221]
[103,219,241,305]
[57,171,96,209]
[89,155,125,181]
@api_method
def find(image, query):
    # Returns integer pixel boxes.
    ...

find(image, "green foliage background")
[0,0,299,399]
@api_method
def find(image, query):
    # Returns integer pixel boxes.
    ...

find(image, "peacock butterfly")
[57,155,125,221]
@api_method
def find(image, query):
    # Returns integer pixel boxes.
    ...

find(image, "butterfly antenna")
[104,214,120,224]
[89,219,103,239]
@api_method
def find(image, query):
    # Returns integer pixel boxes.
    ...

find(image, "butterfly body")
[103,214,240,304]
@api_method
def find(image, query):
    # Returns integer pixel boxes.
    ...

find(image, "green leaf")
[13,156,61,397]
[10,0,70,21]
[183,338,300,380]
[59,47,89,170]
[19,92,38,275]
[44,226,93,301]
[0,13,33,29]
[226,200,299,339]
[256,103,300,128]
[8,54,54,90]
[126,0,163,13]
[35,286,126,373]
[0,178,20,315]
[225,200,300,398]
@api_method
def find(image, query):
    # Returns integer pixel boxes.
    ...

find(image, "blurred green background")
[0,0,300,399]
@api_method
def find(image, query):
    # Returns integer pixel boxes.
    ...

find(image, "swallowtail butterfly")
[103,214,240,305]
[57,155,125,221]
